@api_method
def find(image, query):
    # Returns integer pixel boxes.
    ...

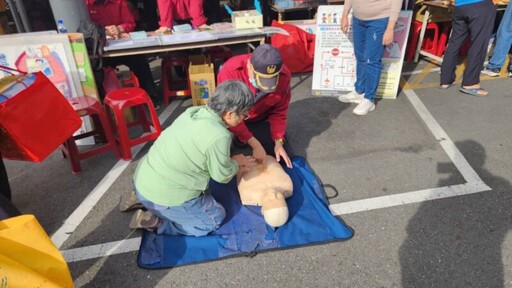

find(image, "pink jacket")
[157,0,207,29]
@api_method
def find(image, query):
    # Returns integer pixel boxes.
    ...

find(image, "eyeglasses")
[239,111,250,120]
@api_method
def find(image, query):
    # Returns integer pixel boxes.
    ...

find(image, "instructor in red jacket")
[218,44,292,168]
[155,0,208,33]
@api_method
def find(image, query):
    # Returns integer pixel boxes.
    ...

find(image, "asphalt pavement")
[4,58,512,288]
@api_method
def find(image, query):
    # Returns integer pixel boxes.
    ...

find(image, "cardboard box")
[232,10,263,29]
[189,55,215,106]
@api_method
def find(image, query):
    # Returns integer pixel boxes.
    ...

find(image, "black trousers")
[103,55,159,103]
[204,0,221,24]
[244,119,293,160]
[440,0,496,86]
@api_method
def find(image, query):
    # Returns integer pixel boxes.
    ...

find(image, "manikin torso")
[237,155,293,227]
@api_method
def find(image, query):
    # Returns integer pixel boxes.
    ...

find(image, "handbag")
[0,65,82,162]
[270,20,316,73]
[0,214,74,288]
[77,19,106,71]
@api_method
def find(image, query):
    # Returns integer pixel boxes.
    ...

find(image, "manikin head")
[261,188,289,227]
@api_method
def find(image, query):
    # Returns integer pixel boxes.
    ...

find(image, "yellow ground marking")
[407,63,435,86]
[400,60,509,90]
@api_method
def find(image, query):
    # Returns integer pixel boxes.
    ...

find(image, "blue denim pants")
[135,188,226,236]
[352,16,388,102]
[487,4,512,71]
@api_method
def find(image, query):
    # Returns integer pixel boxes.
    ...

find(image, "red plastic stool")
[161,53,191,106]
[436,22,452,56]
[405,20,440,61]
[104,88,162,160]
[60,96,120,174]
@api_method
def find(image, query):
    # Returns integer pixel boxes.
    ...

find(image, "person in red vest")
[217,44,293,169]
[155,0,208,33]
[85,0,160,107]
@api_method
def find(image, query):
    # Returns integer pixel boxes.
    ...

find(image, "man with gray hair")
[130,80,257,235]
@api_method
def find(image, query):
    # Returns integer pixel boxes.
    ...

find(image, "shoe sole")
[338,97,363,104]
[129,209,157,229]
[481,71,500,77]
[352,104,376,116]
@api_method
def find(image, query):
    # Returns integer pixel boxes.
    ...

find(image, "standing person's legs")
[486,4,512,71]
[352,17,367,95]
[135,189,226,236]
[440,9,469,86]
[462,0,496,87]
[361,17,387,102]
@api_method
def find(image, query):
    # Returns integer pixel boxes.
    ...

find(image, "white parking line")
[62,237,141,262]
[60,89,491,262]
[51,100,183,249]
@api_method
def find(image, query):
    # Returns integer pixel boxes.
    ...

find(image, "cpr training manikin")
[237,155,293,227]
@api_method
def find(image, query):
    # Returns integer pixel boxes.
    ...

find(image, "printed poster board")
[0,33,83,99]
[0,32,95,145]
[311,6,412,99]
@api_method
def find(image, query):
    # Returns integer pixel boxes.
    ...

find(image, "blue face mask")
[249,77,258,89]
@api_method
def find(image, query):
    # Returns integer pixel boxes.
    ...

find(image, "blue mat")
[137,156,354,269]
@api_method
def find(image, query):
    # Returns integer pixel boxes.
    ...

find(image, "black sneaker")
[481,68,500,77]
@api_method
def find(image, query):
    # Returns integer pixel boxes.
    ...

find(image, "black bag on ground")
[77,19,106,71]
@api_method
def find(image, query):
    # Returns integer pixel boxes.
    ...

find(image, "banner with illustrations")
[312,6,412,99]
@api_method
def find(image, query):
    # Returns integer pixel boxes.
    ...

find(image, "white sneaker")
[481,68,500,77]
[338,91,365,104]
[352,99,375,116]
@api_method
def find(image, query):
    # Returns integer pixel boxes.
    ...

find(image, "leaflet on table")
[210,28,264,39]
[159,31,217,45]
[311,5,412,99]
[260,27,289,36]
[103,36,161,51]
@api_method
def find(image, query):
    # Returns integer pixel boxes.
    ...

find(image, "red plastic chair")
[436,22,452,56]
[405,20,440,61]
[104,88,162,160]
[60,96,120,174]
[161,53,191,106]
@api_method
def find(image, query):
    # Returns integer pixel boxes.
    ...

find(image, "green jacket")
[134,106,238,206]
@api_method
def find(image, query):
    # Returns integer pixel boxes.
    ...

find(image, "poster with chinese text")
[312,6,412,99]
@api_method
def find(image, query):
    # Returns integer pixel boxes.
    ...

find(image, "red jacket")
[86,0,136,33]
[217,54,292,143]
[157,0,207,29]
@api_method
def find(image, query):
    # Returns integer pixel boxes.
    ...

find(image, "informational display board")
[311,6,412,99]
[0,33,83,99]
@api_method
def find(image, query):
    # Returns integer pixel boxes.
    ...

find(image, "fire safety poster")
[312,6,412,99]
